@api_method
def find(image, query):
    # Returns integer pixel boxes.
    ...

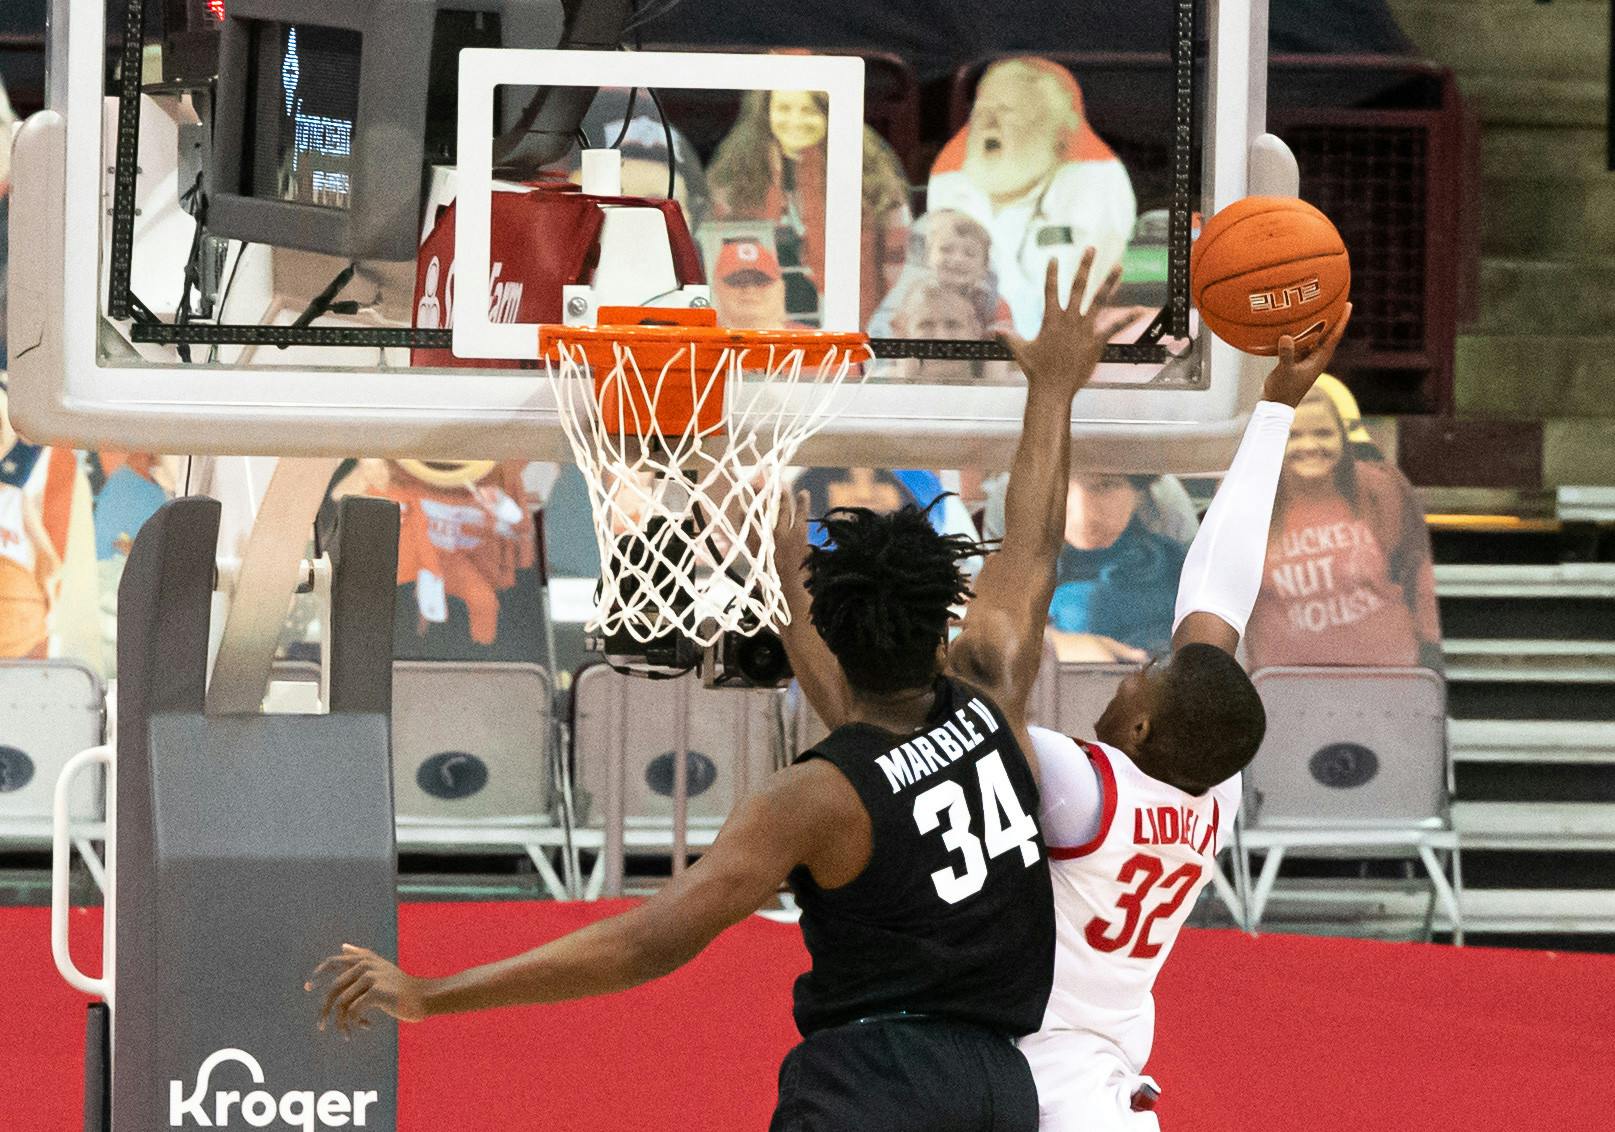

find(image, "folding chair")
[571,665,788,898]
[0,660,106,890]
[1229,666,1463,942]
[392,661,568,898]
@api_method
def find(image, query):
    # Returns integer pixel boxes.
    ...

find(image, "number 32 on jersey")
[912,751,1041,904]
[1085,852,1203,960]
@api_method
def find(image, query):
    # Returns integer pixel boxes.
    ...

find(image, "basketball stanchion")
[57,495,402,1131]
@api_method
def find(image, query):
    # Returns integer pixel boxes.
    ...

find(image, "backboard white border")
[452,48,867,358]
[8,0,1285,473]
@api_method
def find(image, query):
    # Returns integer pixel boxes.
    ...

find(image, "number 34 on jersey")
[913,751,1041,904]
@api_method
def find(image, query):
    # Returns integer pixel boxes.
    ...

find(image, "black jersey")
[788,678,1055,1037]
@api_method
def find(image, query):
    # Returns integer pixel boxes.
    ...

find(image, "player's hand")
[1001,253,1130,402]
[1000,250,1134,400]
[773,490,814,605]
[1262,303,1353,408]
[308,944,430,1035]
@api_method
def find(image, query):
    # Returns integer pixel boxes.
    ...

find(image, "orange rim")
[537,305,868,371]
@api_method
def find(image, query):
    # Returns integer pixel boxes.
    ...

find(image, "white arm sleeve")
[1030,727,1104,849]
[1171,400,1296,638]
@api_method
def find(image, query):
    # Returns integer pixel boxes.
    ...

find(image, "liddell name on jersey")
[1133,803,1221,857]
[874,699,1001,794]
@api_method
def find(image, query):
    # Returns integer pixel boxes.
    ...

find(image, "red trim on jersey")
[1050,740,1117,859]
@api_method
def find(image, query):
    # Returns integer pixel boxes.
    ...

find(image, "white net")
[546,334,869,648]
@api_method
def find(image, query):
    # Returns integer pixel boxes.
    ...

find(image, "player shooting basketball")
[1011,305,1349,1132]
[782,255,1351,1131]
[309,251,1134,1131]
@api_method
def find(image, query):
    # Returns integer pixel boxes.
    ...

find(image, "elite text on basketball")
[1248,278,1322,312]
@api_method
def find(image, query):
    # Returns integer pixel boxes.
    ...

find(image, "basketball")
[1190,196,1351,356]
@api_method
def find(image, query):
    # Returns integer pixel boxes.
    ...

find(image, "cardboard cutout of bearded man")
[928,57,1136,337]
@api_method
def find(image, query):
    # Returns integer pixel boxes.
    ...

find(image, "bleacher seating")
[1436,557,1615,937]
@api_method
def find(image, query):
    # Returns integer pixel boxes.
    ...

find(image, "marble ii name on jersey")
[874,698,1002,794]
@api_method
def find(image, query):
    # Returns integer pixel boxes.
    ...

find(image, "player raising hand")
[1022,308,1351,1131]
[780,269,1351,1131]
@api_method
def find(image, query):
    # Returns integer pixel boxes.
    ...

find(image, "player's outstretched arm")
[309,761,862,1033]
[949,252,1131,723]
[774,489,853,729]
[1171,306,1353,656]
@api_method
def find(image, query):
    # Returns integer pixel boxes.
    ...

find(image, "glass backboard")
[8,0,1292,473]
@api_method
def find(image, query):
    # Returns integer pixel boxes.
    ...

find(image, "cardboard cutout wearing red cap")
[712,238,797,329]
[714,238,784,285]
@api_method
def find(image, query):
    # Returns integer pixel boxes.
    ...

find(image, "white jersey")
[1029,728,1240,1070]
[0,482,36,575]
[0,445,49,576]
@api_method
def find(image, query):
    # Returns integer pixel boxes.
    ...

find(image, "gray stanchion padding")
[84,1003,109,1132]
[109,496,400,1131]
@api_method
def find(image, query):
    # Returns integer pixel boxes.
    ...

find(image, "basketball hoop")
[540,306,870,649]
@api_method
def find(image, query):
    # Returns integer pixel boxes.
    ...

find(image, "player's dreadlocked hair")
[804,503,986,695]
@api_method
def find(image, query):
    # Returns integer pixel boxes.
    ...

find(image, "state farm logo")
[486,262,525,324]
[169,1049,379,1129]
[424,260,526,331]
[1248,277,1321,312]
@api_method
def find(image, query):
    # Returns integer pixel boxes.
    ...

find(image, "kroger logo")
[169,1049,379,1129]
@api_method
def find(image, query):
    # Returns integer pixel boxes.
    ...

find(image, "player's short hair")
[805,504,983,695]
[1146,644,1266,786]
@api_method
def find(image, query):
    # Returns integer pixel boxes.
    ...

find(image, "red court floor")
[5,900,1611,1130]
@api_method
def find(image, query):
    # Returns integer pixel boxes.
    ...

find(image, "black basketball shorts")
[769,1017,1039,1132]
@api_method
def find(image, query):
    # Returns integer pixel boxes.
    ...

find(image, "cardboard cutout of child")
[886,273,1012,384]
[928,57,1136,338]
[869,210,1013,336]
